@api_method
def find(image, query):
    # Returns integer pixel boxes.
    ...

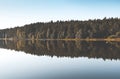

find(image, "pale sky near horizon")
[0,0,120,29]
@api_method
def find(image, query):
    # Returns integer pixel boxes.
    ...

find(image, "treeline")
[0,40,120,60]
[0,17,120,39]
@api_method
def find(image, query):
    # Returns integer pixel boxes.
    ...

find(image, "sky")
[0,0,120,29]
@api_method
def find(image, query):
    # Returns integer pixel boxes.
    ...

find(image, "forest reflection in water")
[0,40,120,60]
[1,40,120,79]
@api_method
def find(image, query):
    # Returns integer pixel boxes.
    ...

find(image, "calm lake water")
[0,40,120,79]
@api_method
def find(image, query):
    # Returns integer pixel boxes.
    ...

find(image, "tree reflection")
[0,40,120,60]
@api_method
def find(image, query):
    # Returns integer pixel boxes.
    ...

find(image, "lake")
[0,40,120,79]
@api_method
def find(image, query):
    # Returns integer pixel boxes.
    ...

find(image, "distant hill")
[0,18,120,39]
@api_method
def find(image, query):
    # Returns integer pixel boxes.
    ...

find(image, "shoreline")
[0,38,120,41]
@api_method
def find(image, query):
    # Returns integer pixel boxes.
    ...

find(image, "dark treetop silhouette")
[0,18,120,39]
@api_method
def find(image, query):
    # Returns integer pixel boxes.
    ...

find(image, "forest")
[0,17,120,39]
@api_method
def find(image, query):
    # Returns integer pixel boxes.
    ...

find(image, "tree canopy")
[0,18,120,39]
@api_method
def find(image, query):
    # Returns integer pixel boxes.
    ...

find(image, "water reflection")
[0,40,120,60]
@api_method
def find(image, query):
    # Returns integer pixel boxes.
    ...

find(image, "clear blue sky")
[0,0,120,29]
